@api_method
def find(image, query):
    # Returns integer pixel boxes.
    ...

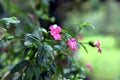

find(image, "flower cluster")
[49,24,102,53]
[49,24,77,51]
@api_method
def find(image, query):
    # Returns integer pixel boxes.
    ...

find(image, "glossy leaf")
[44,43,54,60]
[36,43,45,65]
[10,60,29,74]
[1,17,20,28]
[32,64,40,80]
[25,34,40,42]
[24,64,33,80]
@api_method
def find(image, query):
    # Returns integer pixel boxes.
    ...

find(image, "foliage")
[0,16,101,80]
[0,0,101,80]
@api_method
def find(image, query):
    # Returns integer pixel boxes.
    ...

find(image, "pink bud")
[86,63,93,71]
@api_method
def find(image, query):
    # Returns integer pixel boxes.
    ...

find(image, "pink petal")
[55,26,61,33]
[86,63,93,71]
[95,41,101,47]
[98,48,102,53]
[49,25,54,30]
[71,38,76,42]
[53,34,61,40]
[77,35,83,40]
[67,38,77,51]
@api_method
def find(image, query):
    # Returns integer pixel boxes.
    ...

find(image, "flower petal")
[53,34,61,40]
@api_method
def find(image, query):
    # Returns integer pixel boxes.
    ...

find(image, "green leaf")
[24,48,31,57]
[56,63,64,78]
[10,60,29,74]
[17,74,23,80]
[62,32,72,40]
[83,22,89,27]
[32,64,40,80]
[26,34,40,42]
[36,43,45,65]
[0,28,7,41]
[24,64,33,80]
[50,62,57,74]
[80,43,88,53]
[39,27,47,33]
[78,22,95,30]
[50,17,55,22]
[6,35,14,40]
[1,17,20,28]
[24,41,32,47]
[44,43,54,60]
[54,45,63,51]
[1,17,20,24]
[67,56,73,68]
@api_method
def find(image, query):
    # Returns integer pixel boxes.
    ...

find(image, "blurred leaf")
[17,75,22,80]
[44,43,54,60]
[10,60,29,74]
[39,27,47,33]
[83,22,90,27]
[80,43,88,53]
[25,34,40,42]
[24,64,33,80]
[67,56,72,68]
[0,53,7,63]
[6,35,14,40]
[32,64,40,80]
[24,41,32,47]
[36,43,45,65]
[78,22,95,31]
[62,29,73,38]
[0,28,7,41]
[54,45,63,51]
[50,17,55,23]
[80,74,86,79]
[50,62,57,74]
[1,17,20,28]
[62,32,72,40]
[24,48,31,57]
[56,63,64,78]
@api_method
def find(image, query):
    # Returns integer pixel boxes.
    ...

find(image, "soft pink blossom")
[49,24,62,40]
[77,34,83,40]
[67,38,77,51]
[94,41,102,53]
[86,63,93,71]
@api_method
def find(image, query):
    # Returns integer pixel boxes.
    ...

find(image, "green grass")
[79,35,120,80]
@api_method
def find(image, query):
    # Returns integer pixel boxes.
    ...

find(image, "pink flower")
[49,24,62,40]
[67,38,77,51]
[77,34,83,40]
[94,41,102,53]
[86,63,93,71]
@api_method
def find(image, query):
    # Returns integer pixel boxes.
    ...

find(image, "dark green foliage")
[0,17,20,28]
[0,0,98,79]
[10,60,29,74]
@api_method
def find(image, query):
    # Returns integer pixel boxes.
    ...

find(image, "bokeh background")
[0,0,120,80]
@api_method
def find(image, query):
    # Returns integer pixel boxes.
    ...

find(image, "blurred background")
[0,0,120,80]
